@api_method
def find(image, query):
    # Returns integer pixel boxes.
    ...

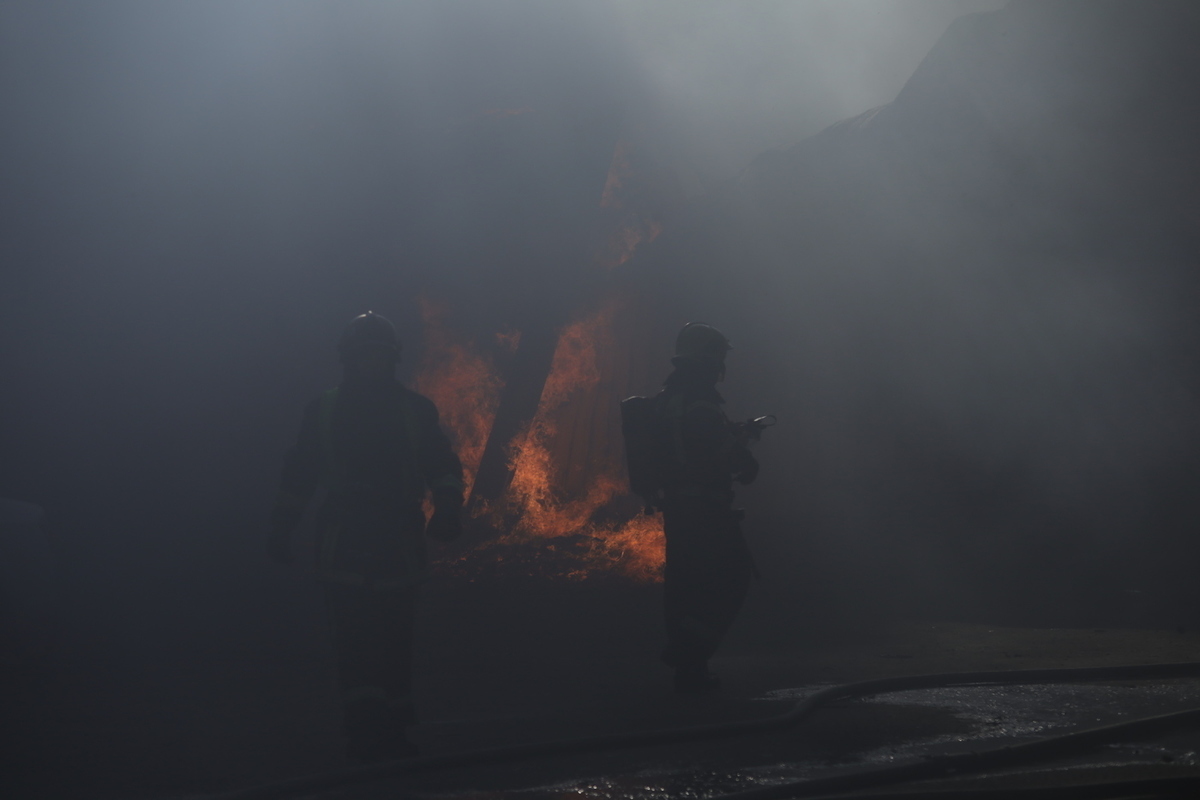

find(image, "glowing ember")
[414,297,506,498]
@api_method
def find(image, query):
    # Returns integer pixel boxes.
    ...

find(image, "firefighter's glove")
[266,528,294,565]
[426,488,464,542]
[734,450,760,485]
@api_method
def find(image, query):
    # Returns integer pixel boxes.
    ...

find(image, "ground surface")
[7,573,1200,800]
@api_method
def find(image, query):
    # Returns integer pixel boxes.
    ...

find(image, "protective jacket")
[271,378,464,590]
[658,359,757,502]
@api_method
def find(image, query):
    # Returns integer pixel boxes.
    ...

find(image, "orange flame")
[423,136,670,583]
[414,297,505,498]
[501,303,665,582]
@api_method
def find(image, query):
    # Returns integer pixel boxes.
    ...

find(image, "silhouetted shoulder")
[400,386,440,423]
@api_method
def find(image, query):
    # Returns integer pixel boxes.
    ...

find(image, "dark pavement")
[9,563,1200,800]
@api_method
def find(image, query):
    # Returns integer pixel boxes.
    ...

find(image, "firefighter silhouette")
[267,311,464,761]
[623,322,760,694]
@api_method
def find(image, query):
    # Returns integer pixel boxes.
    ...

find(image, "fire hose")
[800,775,1200,799]
[207,661,1200,800]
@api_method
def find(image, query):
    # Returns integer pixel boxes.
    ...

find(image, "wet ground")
[334,677,1200,800]
[285,617,1200,800]
[9,575,1200,799]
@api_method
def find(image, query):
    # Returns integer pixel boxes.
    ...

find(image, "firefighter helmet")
[338,311,400,360]
[674,322,732,362]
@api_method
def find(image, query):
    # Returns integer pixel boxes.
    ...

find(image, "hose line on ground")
[207,661,1200,800]
[800,774,1200,800]
[713,705,1200,800]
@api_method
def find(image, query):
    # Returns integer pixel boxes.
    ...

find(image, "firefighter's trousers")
[660,498,753,669]
[323,584,419,747]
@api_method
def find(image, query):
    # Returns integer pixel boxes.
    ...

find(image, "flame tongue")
[418,300,665,583]
[418,137,668,583]
[415,298,504,499]
[496,301,665,582]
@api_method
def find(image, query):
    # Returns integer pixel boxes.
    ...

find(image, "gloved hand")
[425,488,464,542]
[266,528,294,565]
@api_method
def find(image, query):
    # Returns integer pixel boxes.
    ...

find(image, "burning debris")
[420,301,665,583]
[502,302,665,582]
[417,138,671,583]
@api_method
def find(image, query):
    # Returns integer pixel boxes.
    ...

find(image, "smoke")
[659,0,1200,632]
[0,0,1004,541]
[12,1,1200,791]
[9,0,1194,634]
[614,0,1006,180]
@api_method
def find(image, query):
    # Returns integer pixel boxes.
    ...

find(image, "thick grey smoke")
[666,0,1200,633]
[0,0,1007,532]
[19,2,1199,792]
[616,0,1006,180]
